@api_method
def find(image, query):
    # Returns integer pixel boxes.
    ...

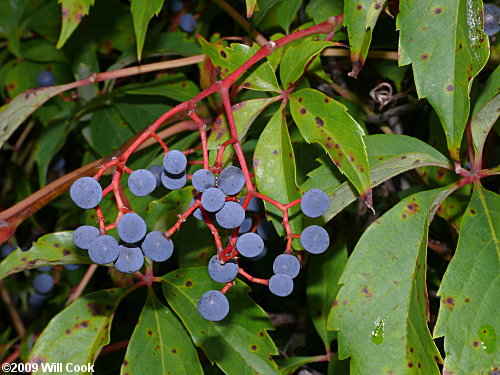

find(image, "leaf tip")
[362,189,374,214]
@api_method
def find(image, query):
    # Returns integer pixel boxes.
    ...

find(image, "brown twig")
[0,281,26,337]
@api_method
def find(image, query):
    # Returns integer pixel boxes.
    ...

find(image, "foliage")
[0,0,498,374]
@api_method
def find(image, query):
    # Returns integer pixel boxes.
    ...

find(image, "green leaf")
[89,106,135,156]
[433,186,499,374]
[280,39,331,88]
[253,106,302,244]
[276,356,320,375]
[315,134,451,224]
[344,0,386,77]
[57,0,95,49]
[122,291,203,375]
[145,31,201,56]
[276,0,301,33]
[176,219,216,268]
[122,75,200,102]
[307,243,347,349]
[161,267,280,375]
[397,0,490,160]
[34,121,70,186]
[289,89,371,202]
[305,0,343,24]
[197,36,280,92]
[207,96,279,158]
[114,97,171,133]
[28,288,129,369]
[246,0,258,18]
[130,0,163,61]
[0,232,91,280]
[328,188,452,373]
[144,187,193,231]
[471,66,500,157]
[0,82,76,150]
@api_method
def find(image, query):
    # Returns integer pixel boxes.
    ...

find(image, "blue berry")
[192,169,215,192]
[201,187,225,212]
[218,166,245,196]
[300,225,329,254]
[114,245,144,273]
[64,264,80,271]
[240,197,262,212]
[273,254,300,279]
[301,189,330,218]
[216,201,245,229]
[147,165,164,187]
[257,219,277,241]
[198,290,229,321]
[191,198,204,221]
[141,231,174,262]
[179,13,197,33]
[74,225,100,250]
[38,266,52,272]
[484,4,500,36]
[36,71,56,87]
[70,177,103,209]
[238,217,253,234]
[117,213,147,243]
[88,235,120,264]
[269,274,293,297]
[33,273,54,294]
[128,169,157,196]
[236,232,264,258]
[208,255,238,283]
[29,293,48,308]
[1,244,15,259]
[170,0,183,12]
[161,171,187,190]
[163,150,187,175]
[249,246,267,261]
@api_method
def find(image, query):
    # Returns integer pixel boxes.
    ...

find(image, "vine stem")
[66,264,98,305]
[0,281,25,337]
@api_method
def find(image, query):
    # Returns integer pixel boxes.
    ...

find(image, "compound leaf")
[57,0,95,49]
[254,106,302,245]
[433,185,499,374]
[307,243,347,349]
[328,188,452,373]
[0,232,91,280]
[28,287,130,369]
[161,267,280,375]
[121,291,203,375]
[397,0,489,160]
[130,0,163,61]
[290,89,371,206]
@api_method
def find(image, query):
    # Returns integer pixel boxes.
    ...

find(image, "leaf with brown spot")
[161,267,280,375]
[121,291,202,375]
[290,89,371,203]
[344,0,387,77]
[197,35,279,92]
[310,134,451,225]
[328,188,454,373]
[434,185,500,374]
[28,288,129,369]
[57,0,95,49]
[397,0,489,160]
[0,231,91,280]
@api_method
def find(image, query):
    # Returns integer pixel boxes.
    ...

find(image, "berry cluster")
[66,17,343,321]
